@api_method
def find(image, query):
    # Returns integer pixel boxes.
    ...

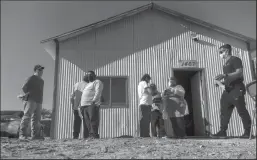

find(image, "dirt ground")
[1,137,256,159]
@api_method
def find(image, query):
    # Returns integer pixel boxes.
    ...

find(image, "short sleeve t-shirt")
[138,81,152,105]
[223,56,244,86]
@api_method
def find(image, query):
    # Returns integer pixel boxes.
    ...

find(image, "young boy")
[149,84,166,138]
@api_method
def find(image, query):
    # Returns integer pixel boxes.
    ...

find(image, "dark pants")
[73,110,82,138]
[220,85,251,132]
[140,105,151,137]
[170,117,186,138]
[151,110,166,137]
[80,105,100,138]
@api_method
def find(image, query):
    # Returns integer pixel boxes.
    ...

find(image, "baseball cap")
[34,65,45,71]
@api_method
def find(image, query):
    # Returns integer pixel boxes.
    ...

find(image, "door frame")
[173,67,210,136]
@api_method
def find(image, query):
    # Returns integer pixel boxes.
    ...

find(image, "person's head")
[149,83,157,95]
[86,70,96,82]
[34,65,44,77]
[141,74,151,83]
[219,44,232,59]
[168,77,177,87]
[83,74,89,83]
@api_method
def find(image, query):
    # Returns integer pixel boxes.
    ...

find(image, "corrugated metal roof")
[40,2,256,44]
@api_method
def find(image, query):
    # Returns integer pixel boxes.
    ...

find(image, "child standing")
[149,84,166,138]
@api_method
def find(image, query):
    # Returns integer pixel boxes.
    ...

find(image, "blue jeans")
[19,100,42,137]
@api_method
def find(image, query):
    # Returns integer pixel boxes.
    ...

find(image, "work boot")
[211,130,227,139]
[240,130,251,139]
[73,132,79,139]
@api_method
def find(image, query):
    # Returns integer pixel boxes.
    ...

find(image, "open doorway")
[174,69,206,137]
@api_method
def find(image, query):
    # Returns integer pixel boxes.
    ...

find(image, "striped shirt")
[151,91,162,111]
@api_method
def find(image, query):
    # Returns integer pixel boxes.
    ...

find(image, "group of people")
[17,43,252,141]
[138,74,189,138]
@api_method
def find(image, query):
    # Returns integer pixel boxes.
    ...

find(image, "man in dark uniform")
[211,44,252,138]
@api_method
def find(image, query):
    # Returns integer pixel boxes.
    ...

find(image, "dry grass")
[1,137,256,159]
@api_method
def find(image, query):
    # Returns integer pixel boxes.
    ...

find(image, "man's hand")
[214,80,225,91]
[215,74,226,81]
[91,101,96,106]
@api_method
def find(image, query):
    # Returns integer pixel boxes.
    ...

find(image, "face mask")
[88,74,96,82]
[220,50,228,59]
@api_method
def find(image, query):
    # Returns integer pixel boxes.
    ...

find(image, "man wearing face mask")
[211,44,252,138]
[80,71,103,139]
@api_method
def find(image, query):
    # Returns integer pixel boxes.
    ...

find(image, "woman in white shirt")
[138,74,152,137]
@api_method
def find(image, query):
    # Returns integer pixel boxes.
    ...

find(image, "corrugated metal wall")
[53,10,256,139]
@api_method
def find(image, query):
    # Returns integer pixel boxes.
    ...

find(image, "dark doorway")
[174,69,206,136]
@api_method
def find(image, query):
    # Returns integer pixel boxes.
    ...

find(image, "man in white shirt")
[138,74,152,137]
[70,75,88,139]
[80,71,103,139]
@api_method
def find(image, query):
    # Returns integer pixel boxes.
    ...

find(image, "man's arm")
[226,68,243,82]
[22,76,32,94]
[92,80,104,104]
[216,58,244,82]
[70,83,77,106]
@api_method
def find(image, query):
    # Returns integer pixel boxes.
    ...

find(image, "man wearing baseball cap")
[18,64,45,141]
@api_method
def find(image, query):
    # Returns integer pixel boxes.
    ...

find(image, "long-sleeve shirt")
[22,75,44,104]
[162,85,189,117]
[81,79,103,106]
[70,81,88,110]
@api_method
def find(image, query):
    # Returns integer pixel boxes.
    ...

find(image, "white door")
[191,71,205,136]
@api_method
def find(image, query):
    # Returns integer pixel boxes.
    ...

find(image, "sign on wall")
[178,60,198,68]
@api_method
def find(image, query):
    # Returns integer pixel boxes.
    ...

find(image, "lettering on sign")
[179,60,198,68]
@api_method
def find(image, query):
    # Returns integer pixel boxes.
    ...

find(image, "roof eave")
[153,4,256,43]
[40,3,153,44]
[40,2,256,44]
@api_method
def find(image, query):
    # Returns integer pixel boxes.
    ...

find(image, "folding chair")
[246,80,256,139]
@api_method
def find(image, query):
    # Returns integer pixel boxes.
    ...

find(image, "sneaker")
[210,130,227,139]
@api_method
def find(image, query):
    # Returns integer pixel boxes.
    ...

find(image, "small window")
[98,77,128,107]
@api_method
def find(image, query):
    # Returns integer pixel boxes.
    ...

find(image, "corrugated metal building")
[41,3,256,139]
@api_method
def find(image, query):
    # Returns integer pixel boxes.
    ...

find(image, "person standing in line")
[211,44,252,138]
[80,71,103,139]
[18,65,45,140]
[138,74,152,137]
[70,75,88,139]
[149,83,166,138]
[162,76,189,138]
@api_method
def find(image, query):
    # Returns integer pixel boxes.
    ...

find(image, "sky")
[1,1,256,111]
